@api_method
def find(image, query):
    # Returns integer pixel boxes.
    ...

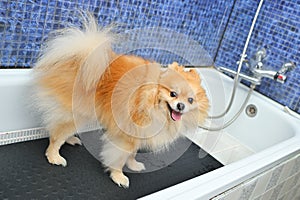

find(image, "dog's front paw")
[66,136,82,146]
[110,171,130,188]
[45,151,67,167]
[127,160,146,172]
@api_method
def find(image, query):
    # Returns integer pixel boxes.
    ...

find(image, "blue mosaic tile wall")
[0,0,231,67]
[215,0,300,113]
[0,0,299,113]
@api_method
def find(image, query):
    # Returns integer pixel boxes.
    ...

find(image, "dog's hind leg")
[66,135,82,145]
[46,121,76,167]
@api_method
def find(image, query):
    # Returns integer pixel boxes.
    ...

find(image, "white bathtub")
[0,68,299,199]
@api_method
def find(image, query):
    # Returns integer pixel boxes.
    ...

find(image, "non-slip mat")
[0,138,223,199]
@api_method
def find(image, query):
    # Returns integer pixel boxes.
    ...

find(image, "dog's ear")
[189,68,198,76]
[160,62,183,79]
[168,62,185,72]
[188,69,201,80]
[168,62,179,70]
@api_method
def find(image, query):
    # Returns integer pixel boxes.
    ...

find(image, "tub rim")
[140,135,300,200]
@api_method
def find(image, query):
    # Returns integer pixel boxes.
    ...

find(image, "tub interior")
[185,68,297,165]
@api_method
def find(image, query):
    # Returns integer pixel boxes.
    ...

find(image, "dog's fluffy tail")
[35,14,115,91]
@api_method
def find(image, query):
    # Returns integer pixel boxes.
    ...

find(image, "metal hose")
[207,0,264,119]
[199,84,256,131]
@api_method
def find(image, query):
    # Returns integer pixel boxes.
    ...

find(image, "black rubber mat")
[0,138,223,199]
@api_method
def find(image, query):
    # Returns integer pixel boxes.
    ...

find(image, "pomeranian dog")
[33,14,209,188]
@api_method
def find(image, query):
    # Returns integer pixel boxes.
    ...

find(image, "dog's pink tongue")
[171,110,182,121]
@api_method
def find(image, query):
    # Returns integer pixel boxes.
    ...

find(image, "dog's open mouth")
[167,103,182,121]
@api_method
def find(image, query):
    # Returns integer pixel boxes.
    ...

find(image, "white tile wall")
[250,170,272,198]
[212,153,300,200]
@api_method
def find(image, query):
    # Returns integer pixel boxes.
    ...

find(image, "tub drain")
[246,104,257,117]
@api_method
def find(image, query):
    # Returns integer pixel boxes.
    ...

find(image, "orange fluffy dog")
[33,15,209,188]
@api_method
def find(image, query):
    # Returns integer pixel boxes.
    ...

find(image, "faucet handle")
[278,62,296,74]
[274,62,296,83]
[274,73,287,84]
[249,47,267,70]
[254,47,267,62]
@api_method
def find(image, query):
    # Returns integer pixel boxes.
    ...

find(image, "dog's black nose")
[177,103,185,111]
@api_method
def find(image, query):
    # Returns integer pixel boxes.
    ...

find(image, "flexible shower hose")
[199,0,264,131]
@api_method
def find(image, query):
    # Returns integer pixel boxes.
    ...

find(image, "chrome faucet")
[218,47,296,85]
[248,47,296,84]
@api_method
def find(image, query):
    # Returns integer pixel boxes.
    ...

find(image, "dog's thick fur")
[33,15,209,188]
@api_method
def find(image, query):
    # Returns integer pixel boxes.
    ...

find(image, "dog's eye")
[188,97,194,104]
[170,91,177,97]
